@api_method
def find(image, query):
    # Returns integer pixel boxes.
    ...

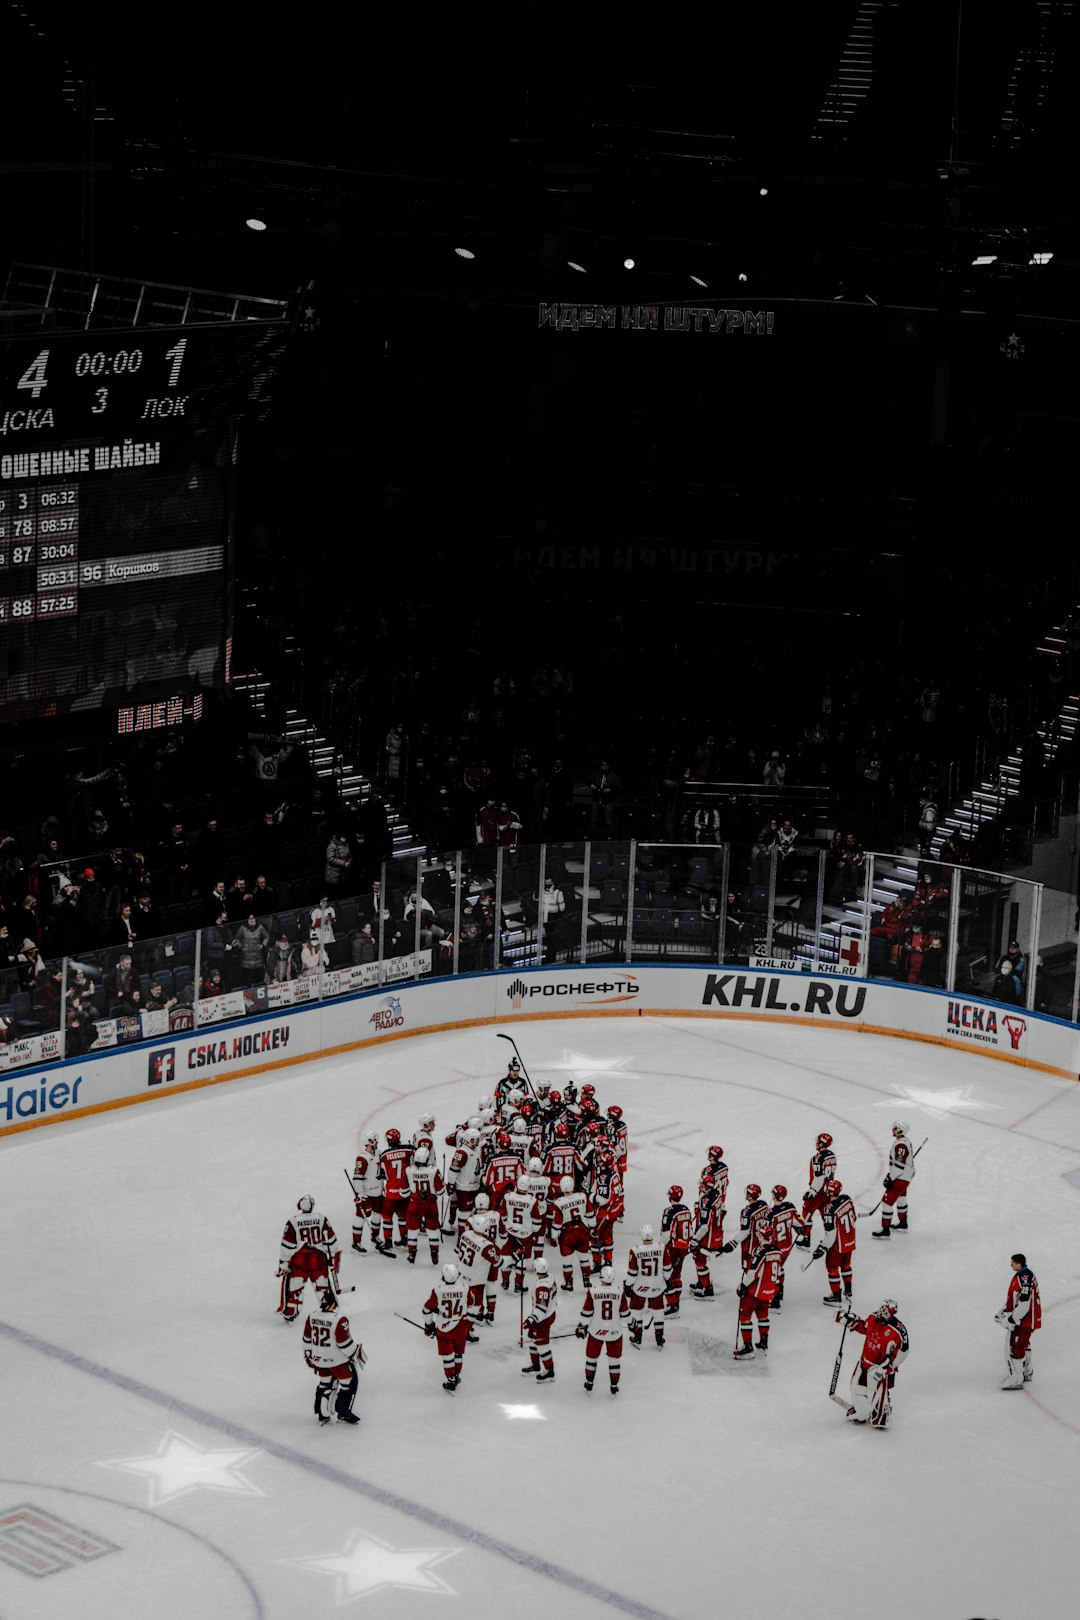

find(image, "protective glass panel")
[955,867,1038,1008]
[1033,881,1074,1019]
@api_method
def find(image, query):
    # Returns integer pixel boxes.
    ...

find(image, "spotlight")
[245,217,267,232]
[1030,251,1053,266]
[623,257,635,270]
[567,261,587,274]
[690,275,708,288]
[454,247,476,259]
[971,254,997,266]
[759,186,769,196]
[737,271,747,283]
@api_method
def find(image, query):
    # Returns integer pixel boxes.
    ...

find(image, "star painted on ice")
[98,1431,264,1507]
[293,1529,459,1602]
[499,1403,547,1421]
[878,1085,999,1120]
[542,1048,643,1084]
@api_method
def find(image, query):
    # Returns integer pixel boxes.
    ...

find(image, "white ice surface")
[2,1014,1079,1620]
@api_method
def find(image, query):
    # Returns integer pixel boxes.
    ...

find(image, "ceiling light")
[971,254,997,266]
[759,186,769,196]
[567,261,587,274]
[1030,251,1053,266]
[623,257,635,270]
[454,247,475,259]
[690,275,708,288]
[245,217,267,232]
[737,272,748,283]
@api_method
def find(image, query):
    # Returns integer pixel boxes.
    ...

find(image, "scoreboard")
[0,318,288,725]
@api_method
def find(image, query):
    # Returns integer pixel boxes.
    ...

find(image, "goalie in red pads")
[841,1298,909,1427]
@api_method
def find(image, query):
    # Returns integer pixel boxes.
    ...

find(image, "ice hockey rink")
[3,1013,1079,1620]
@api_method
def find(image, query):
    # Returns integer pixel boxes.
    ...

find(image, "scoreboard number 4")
[18,349,50,399]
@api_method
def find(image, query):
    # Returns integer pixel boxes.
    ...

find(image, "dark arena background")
[1,6,1079,1620]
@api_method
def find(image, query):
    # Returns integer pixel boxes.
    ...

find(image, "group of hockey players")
[275,1053,1041,1425]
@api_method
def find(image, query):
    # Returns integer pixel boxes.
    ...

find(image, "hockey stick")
[394,1312,428,1333]
[496,1031,539,1101]
[829,1312,850,1407]
[800,1249,823,1273]
[858,1137,929,1218]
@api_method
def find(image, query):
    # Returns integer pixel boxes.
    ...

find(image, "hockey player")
[303,1287,365,1425]
[518,1101,546,1161]
[739,1183,771,1264]
[377,1128,415,1250]
[996,1252,1041,1389]
[798,1131,837,1246]
[520,1155,551,1242]
[626,1223,667,1349]
[661,1185,693,1317]
[423,1262,478,1392]
[588,1143,624,1272]
[699,1144,728,1202]
[499,1176,541,1290]
[405,1145,444,1264]
[542,1121,584,1206]
[816,1179,857,1305]
[484,1130,524,1213]
[455,1197,501,1325]
[523,1256,558,1382]
[872,1120,917,1239]
[842,1298,909,1427]
[413,1112,437,1155]
[551,1174,596,1292]
[577,1264,630,1395]
[734,1221,782,1359]
[445,1127,484,1234]
[495,1058,525,1108]
[689,1171,733,1299]
[769,1184,803,1311]
[277,1196,339,1321]
[605,1104,628,1176]
[349,1134,381,1253]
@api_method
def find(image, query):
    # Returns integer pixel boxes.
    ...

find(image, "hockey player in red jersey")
[739,1183,771,1264]
[349,1134,381,1253]
[626,1224,667,1349]
[841,1298,909,1426]
[423,1262,478,1392]
[277,1196,340,1320]
[455,1197,501,1325]
[816,1180,857,1305]
[798,1131,837,1246]
[588,1145,624,1272]
[769,1184,803,1311]
[404,1145,444,1264]
[605,1104,628,1176]
[303,1288,365,1424]
[485,1130,525,1213]
[523,1256,559,1382]
[689,1172,733,1299]
[661,1185,693,1317]
[699,1144,729,1202]
[577,1264,629,1395]
[996,1253,1042,1389]
[542,1125,583,1206]
[872,1120,917,1239]
[552,1175,596,1291]
[734,1221,782,1359]
[377,1128,415,1251]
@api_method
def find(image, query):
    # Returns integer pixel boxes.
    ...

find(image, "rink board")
[2,965,1077,1136]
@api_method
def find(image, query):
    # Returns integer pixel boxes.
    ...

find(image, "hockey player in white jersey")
[872,1120,918,1238]
[577,1264,630,1395]
[303,1288,365,1424]
[349,1135,382,1253]
[625,1224,667,1350]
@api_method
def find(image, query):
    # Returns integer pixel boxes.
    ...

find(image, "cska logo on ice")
[947,1001,1026,1051]
[369,994,405,1032]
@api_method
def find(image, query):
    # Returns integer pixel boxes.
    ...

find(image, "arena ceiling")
[2,0,1078,321]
